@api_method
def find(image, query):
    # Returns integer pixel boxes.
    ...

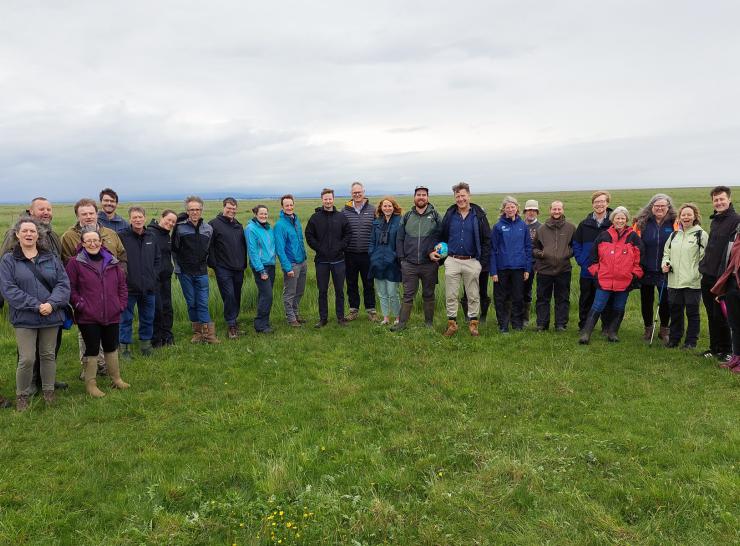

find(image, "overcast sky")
[1,1,738,202]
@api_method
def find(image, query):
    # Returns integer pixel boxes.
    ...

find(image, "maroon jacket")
[65,247,128,325]
[711,239,740,297]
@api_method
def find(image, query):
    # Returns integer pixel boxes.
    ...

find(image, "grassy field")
[0,187,738,545]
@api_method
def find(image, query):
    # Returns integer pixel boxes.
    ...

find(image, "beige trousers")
[15,326,58,395]
[444,257,482,319]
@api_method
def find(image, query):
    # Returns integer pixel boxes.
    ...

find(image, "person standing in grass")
[66,226,129,397]
[662,203,707,349]
[0,217,70,411]
[368,197,403,325]
[522,199,541,326]
[246,205,277,334]
[532,200,575,331]
[1,197,68,393]
[274,194,308,328]
[711,223,740,373]
[97,188,129,233]
[699,186,740,363]
[633,193,677,343]
[440,182,491,337]
[342,182,377,322]
[208,197,248,340]
[172,196,220,344]
[61,198,127,377]
[573,191,613,331]
[148,209,177,347]
[392,185,442,332]
[579,206,643,344]
[306,188,351,328]
[489,196,531,333]
[118,207,160,359]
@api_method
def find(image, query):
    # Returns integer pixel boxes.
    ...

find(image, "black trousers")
[153,273,174,345]
[578,276,614,330]
[494,269,525,330]
[523,273,535,307]
[316,261,346,321]
[535,272,571,328]
[401,261,438,304]
[345,251,375,311]
[78,323,120,355]
[701,275,732,353]
[667,288,701,346]
[640,280,669,328]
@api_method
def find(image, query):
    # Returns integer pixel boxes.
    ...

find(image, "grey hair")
[12,215,49,252]
[609,206,631,224]
[80,224,101,239]
[184,195,204,208]
[634,193,676,231]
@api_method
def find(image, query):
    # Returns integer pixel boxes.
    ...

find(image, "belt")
[450,255,473,260]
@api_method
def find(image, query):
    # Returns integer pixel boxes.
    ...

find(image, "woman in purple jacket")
[65,226,129,397]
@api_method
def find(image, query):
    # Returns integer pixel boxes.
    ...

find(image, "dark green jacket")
[396,204,442,265]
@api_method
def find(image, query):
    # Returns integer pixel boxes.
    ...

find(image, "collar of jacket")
[279,210,299,223]
[345,199,369,212]
[75,246,118,266]
[250,217,271,230]
[147,219,169,233]
[498,213,519,224]
[545,216,566,229]
[215,213,242,227]
[607,225,633,240]
[315,206,338,213]
[710,204,736,220]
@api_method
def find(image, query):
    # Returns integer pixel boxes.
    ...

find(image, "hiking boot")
[643,325,654,341]
[469,319,480,337]
[228,325,239,339]
[367,309,378,322]
[287,320,302,328]
[120,343,134,361]
[443,319,458,337]
[0,396,11,409]
[202,323,221,344]
[346,309,359,321]
[42,390,55,405]
[140,340,153,356]
[314,319,328,328]
[658,326,670,342]
[16,394,30,412]
[83,357,105,398]
[337,318,349,327]
[190,322,204,343]
[719,355,739,369]
[295,315,307,324]
[106,351,130,389]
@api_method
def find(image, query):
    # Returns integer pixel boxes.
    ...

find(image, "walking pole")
[649,281,666,346]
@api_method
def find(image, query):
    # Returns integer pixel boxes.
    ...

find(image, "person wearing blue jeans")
[118,207,160,358]
[245,205,277,333]
[172,195,220,343]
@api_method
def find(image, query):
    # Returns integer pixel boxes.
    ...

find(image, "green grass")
[0,188,738,545]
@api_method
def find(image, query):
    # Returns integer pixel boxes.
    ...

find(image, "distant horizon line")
[0,183,720,206]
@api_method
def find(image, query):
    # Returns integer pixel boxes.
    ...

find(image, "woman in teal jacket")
[245,205,276,333]
[661,203,708,349]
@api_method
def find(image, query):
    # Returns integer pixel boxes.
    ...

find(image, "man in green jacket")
[392,186,442,331]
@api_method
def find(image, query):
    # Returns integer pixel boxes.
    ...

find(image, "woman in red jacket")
[579,207,644,344]
[65,226,129,397]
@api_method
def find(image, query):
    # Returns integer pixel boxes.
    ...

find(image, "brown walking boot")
[191,322,204,343]
[106,351,130,389]
[469,319,480,337]
[202,322,221,344]
[16,394,30,412]
[443,319,458,337]
[228,325,239,339]
[83,357,105,398]
[659,326,670,342]
[42,390,55,405]
[643,325,654,341]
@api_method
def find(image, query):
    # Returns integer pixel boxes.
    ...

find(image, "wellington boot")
[140,340,153,356]
[443,319,458,337]
[191,322,204,343]
[83,357,106,398]
[578,311,601,345]
[105,351,130,389]
[469,319,480,337]
[423,300,436,328]
[202,322,221,344]
[391,302,413,332]
[120,343,134,361]
[607,311,625,342]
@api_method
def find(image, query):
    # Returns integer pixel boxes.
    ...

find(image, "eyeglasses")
[187,208,202,213]
[83,240,101,246]
[652,205,667,209]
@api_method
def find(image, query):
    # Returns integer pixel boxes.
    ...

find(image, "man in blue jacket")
[274,194,308,327]
[97,188,129,233]
[440,182,491,337]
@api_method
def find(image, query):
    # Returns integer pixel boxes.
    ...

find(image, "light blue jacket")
[273,210,307,273]
[245,218,276,274]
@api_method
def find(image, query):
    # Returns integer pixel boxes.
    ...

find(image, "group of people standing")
[2,184,739,411]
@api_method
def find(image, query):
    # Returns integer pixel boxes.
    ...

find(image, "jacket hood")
[250,217,271,230]
[74,245,118,266]
[410,203,438,216]
[214,213,243,227]
[279,210,300,221]
[147,218,169,233]
[498,213,521,224]
[545,216,567,228]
